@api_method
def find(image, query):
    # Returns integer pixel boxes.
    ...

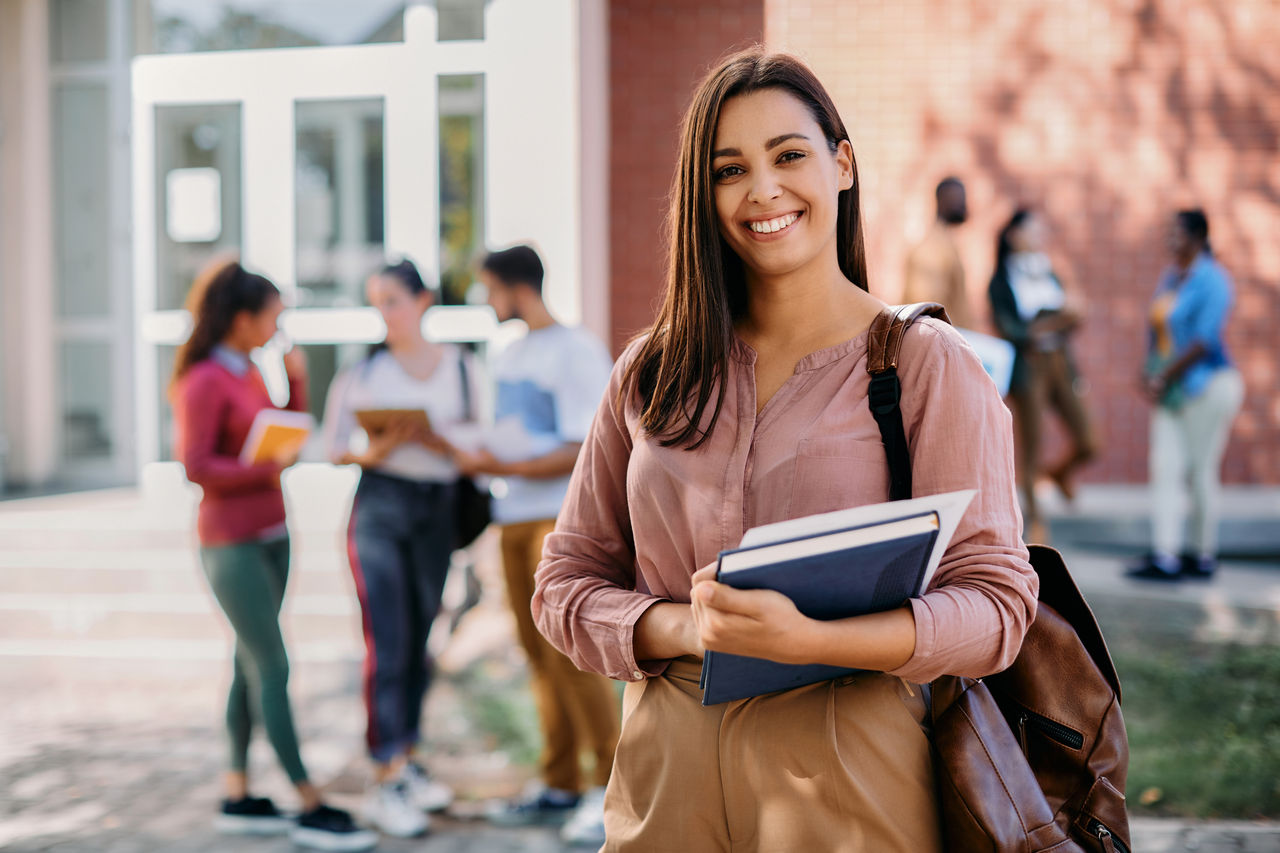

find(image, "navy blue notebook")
[699,512,939,705]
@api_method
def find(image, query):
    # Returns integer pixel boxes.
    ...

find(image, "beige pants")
[1151,368,1245,557]
[602,658,942,852]
[500,519,620,792]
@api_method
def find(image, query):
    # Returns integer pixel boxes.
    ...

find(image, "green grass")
[1092,597,1280,819]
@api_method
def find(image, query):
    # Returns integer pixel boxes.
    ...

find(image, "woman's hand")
[454,448,506,477]
[282,343,308,381]
[689,564,817,664]
[364,422,417,466]
[1142,372,1169,403]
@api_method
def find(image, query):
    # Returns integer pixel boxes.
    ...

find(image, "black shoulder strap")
[458,349,473,421]
[866,303,951,501]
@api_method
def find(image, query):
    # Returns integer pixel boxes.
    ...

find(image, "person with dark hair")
[321,259,480,837]
[1128,209,1243,580]
[453,244,618,844]
[170,258,376,852]
[904,176,972,328]
[988,208,1096,542]
[531,49,1035,850]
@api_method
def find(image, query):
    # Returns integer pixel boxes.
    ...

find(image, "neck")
[219,338,253,356]
[387,332,432,356]
[739,255,868,348]
[1176,248,1202,272]
[519,296,556,332]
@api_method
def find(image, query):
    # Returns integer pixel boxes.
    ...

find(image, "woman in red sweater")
[170,259,376,851]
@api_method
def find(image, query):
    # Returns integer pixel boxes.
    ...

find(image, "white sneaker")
[560,786,607,847]
[401,761,454,813]
[362,780,429,838]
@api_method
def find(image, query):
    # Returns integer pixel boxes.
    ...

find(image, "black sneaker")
[1180,552,1217,580]
[486,787,581,826]
[291,804,379,852]
[214,796,293,835]
[1125,553,1182,582]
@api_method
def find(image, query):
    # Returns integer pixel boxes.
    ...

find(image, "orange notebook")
[354,408,432,436]
[239,409,314,465]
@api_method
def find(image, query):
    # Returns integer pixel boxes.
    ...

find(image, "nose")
[746,168,782,204]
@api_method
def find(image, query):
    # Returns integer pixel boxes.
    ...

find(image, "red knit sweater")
[172,358,308,546]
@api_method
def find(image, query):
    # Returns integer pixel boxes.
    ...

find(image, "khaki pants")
[1010,348,1097,527]
[603,658,942,852]
[1151,368,1244,557]
[501,519,620,792]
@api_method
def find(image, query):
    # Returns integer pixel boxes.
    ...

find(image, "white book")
[239,409,314,466]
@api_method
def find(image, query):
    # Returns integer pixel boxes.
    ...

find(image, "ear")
[835,139,854,192]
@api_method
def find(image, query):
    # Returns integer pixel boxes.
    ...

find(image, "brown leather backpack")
[867,303,1132,853]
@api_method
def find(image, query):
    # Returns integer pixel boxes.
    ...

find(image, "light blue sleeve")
[554,331,615,444]
[1185,264,1233,350]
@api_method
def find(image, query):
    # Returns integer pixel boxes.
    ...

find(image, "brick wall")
[607,0,1280,483]
[607,0,764,351]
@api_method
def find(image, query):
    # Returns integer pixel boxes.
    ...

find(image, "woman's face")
[1166,218,1193,259]
[1011,214,1046,253]
[235,295,284,350]
[368,274,431,346]
[711,88,854,284]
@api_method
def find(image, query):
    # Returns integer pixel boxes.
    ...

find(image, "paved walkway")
[1,466,1277,852]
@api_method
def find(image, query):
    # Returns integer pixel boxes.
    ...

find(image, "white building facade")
[0,0,609,493]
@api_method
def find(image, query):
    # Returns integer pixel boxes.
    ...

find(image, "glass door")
[132,1,584,469]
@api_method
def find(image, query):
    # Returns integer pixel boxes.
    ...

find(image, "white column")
[242,95,296,294]
[484,0,580,325]
[385,5,438,276]
[577,0,610,346]
[0,0,58,485]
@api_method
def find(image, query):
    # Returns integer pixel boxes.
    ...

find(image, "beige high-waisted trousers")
[601,658,942,852]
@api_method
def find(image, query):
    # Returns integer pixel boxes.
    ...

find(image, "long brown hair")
[169,258,280,391]
[622,48,868,449]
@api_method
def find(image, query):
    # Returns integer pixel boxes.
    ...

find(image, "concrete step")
[1041,485,1280,558]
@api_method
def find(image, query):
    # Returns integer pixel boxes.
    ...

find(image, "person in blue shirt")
[1129,209,1244,580]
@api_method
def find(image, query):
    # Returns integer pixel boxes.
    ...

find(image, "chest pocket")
[788,436,890,518]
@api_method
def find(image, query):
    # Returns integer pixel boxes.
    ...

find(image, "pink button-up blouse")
[532,318,1037,685]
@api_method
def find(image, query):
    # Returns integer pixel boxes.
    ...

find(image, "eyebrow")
[711,132,811,159]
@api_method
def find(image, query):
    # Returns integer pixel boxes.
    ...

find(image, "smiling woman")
[531,49,1035,852]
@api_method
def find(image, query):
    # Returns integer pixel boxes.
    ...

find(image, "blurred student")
[453,245,618,846]
[1129,210,1243,581]
[988,209,1097,542]
[171,258,376,852]
[904,176,972,328]
[322,260,480,837]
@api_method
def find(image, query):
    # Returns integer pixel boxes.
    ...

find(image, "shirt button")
[631,670,644,680]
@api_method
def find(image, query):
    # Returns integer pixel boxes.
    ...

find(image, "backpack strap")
[458,348,474,421]
[866,303,951,501]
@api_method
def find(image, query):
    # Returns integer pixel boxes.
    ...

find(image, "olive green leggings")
[199,535,308,784]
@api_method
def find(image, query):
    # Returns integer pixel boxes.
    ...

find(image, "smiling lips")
[747,211,801,235]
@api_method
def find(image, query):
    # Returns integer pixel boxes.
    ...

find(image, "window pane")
[146,1,410,54]
[51,0,109,64]
[156,345,177,461]
[53,83,111,318]
[61,340,114,461]
[437,0,485,41]
[155,104,243,311]
[439,74,484,305]
[296,99,385,309]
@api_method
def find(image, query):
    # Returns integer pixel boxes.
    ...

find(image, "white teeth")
[749,213,799,234]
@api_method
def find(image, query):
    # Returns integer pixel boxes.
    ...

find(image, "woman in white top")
[988,209,1097,541]
[322,260,481,838]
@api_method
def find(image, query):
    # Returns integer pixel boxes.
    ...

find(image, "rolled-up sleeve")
[887,321,1038,684]
[532,352,667,682]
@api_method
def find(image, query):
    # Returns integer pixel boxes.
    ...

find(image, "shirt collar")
[212,345,251,377]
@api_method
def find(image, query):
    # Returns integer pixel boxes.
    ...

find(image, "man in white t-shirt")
[455,245,617,843]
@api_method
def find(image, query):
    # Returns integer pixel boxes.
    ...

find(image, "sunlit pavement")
[1,467,1277,852]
